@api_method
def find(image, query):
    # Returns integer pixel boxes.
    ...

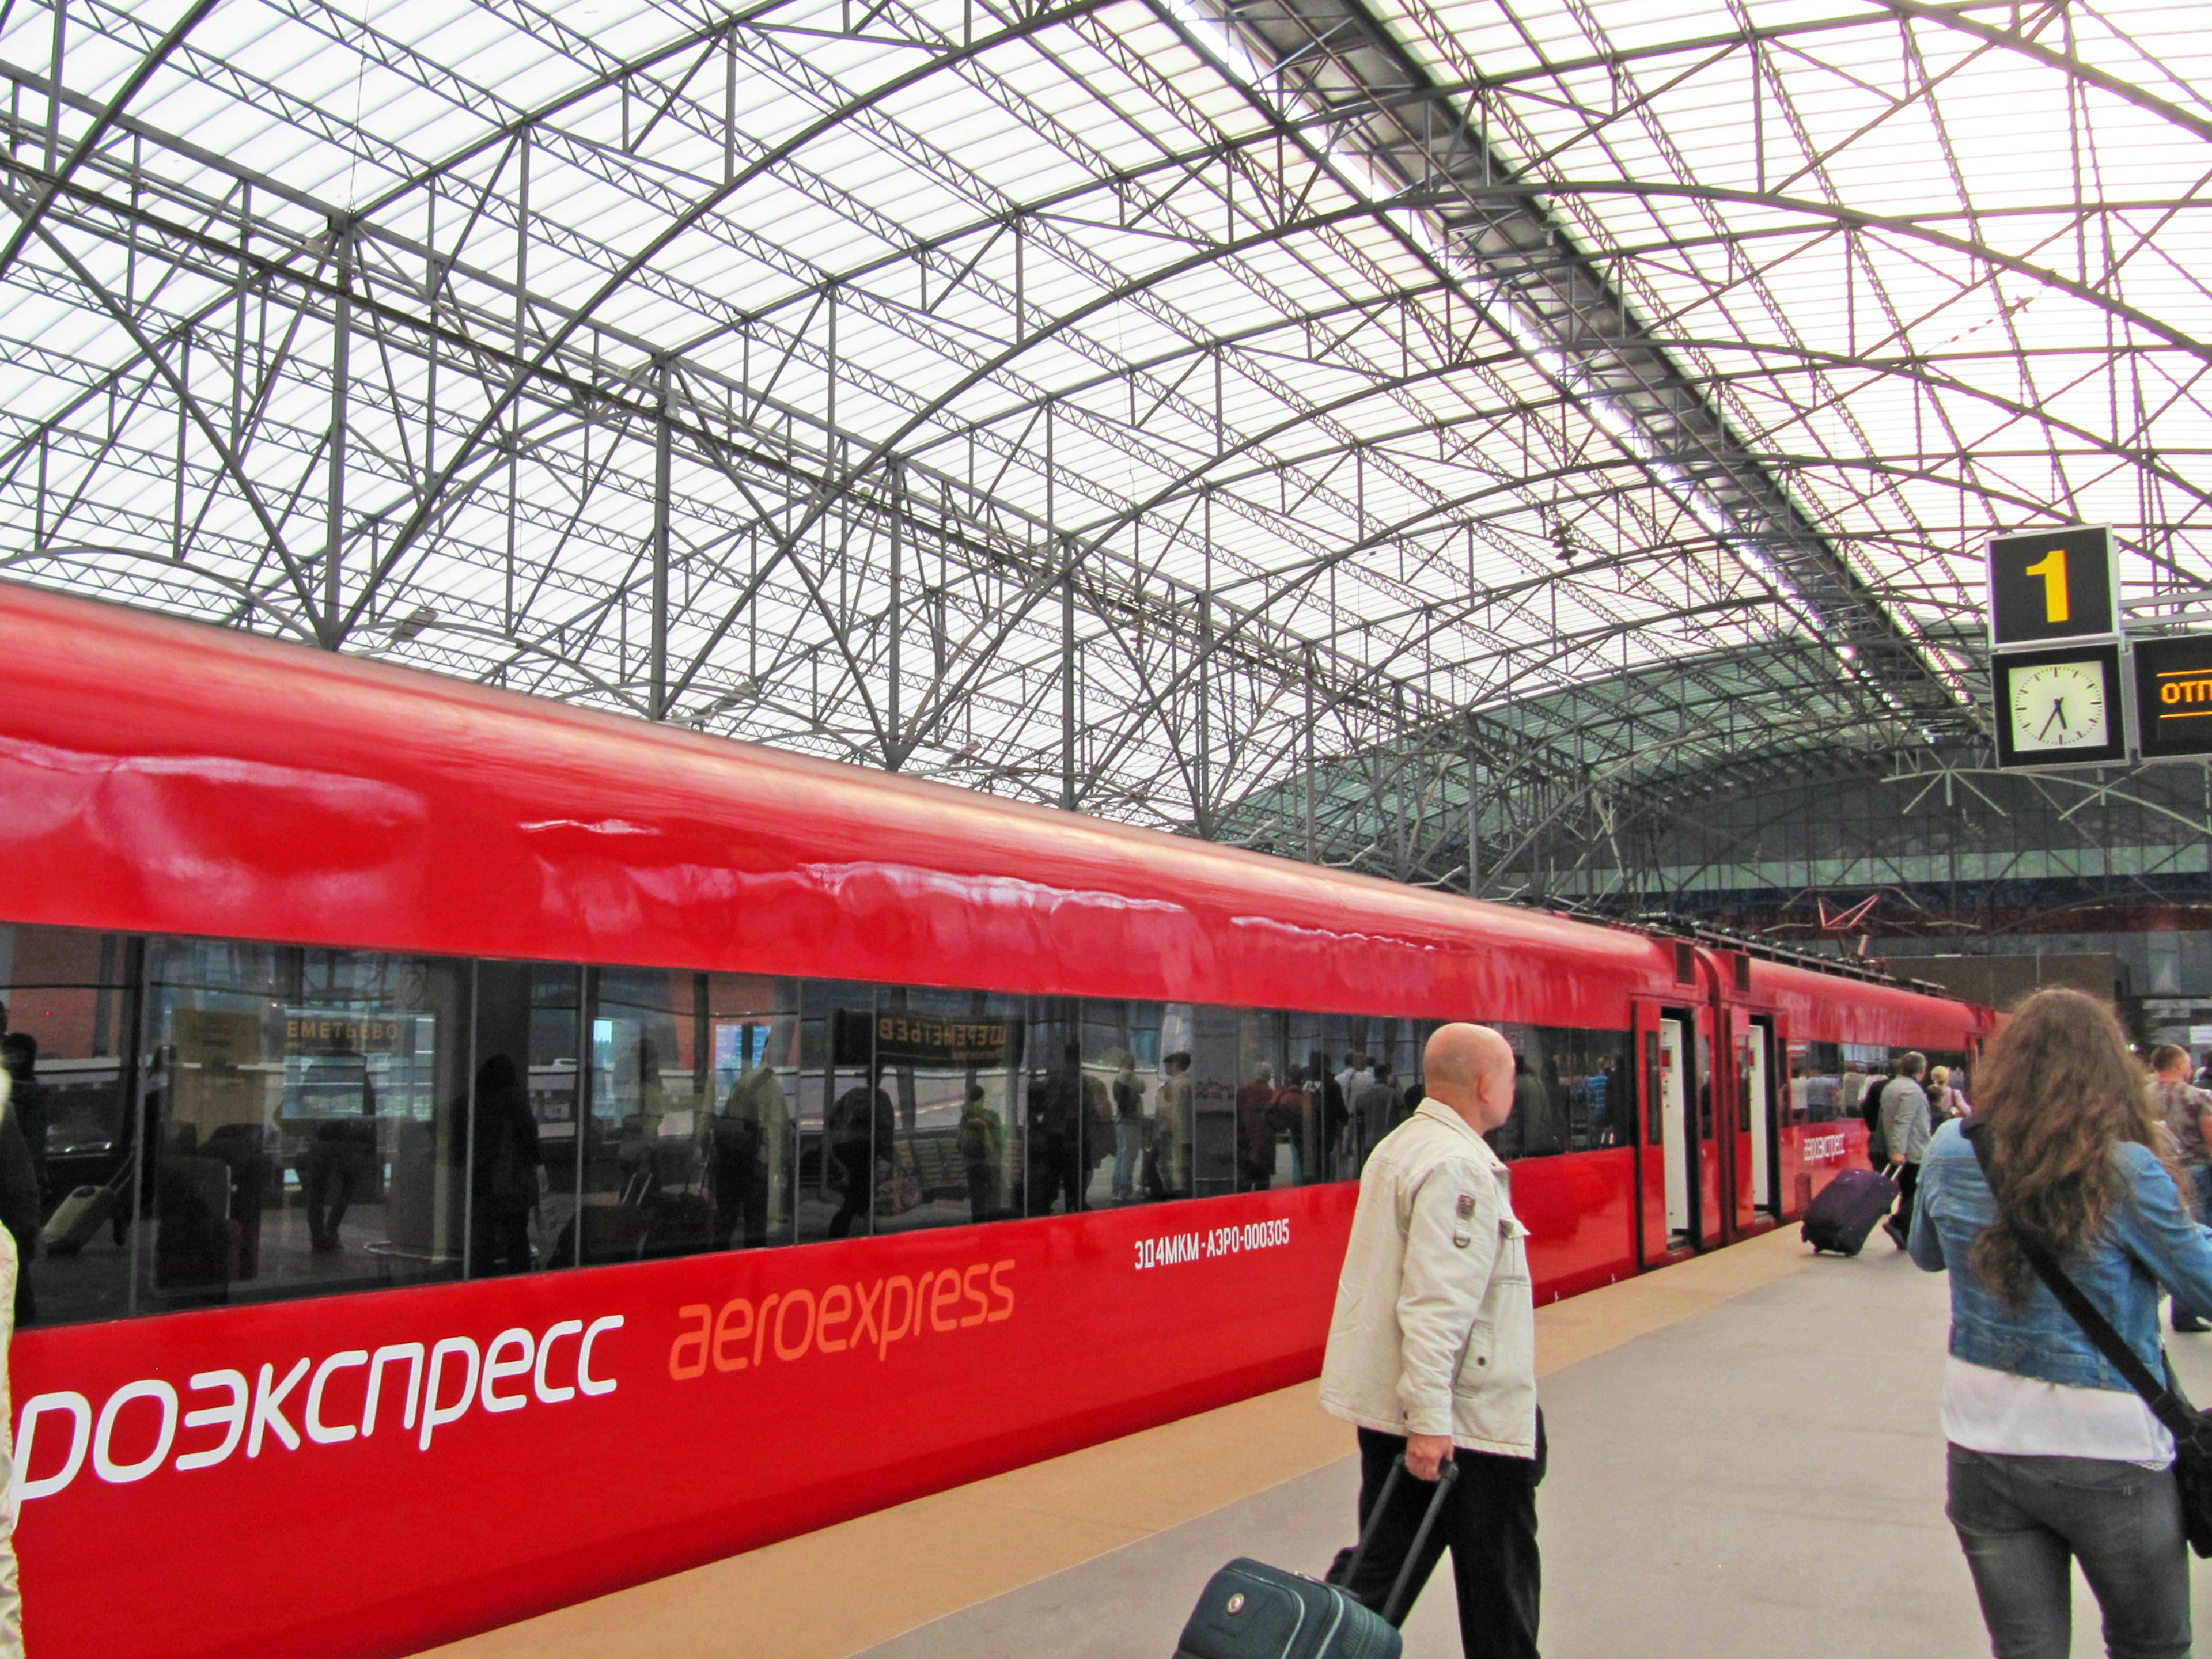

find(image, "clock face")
[2008,659,2110,751]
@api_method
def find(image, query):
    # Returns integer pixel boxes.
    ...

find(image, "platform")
[416,1226,2212,1659]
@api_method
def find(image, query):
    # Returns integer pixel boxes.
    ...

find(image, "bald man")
[1319,1022,1542,1659]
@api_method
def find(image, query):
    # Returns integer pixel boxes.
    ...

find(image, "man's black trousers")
[1327,1424,1543,1659]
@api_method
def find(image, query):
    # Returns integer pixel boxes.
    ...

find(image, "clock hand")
[2039,697,2067,740]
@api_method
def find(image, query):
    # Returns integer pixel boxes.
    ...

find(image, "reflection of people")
[1111,1052,1145,1202]
[2148,1044,2212,1331]
[1321,1024,1542,1658]
[1313,1052,1348,1180]
[957,1086,1002,1223]
[1156,1054,1194,1196]
[0,1070,35,1328]
[298,1061,376,1254]
[0,1070,23,1654]
[827,1084,892,1238]
[1510,1055,1562,1158]
[468,1056,541,1274]
[1237,1063,1278,1191]
[0,1036,44,1205]
[1025,1047,1094,1215]
[713,1062,787,1248]
[1352,1062,1397,1161]
[1912,991,2212,1659]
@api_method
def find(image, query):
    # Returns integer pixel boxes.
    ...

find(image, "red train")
[0,581,1991,1659]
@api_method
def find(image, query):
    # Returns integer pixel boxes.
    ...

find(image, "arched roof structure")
[0,0,2205,877]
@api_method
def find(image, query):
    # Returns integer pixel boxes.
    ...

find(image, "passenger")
[467,1055,541,1274]
[1110,1050,1145,1202]
[828,1084,894,1236]
[0,1036,44,1205]
[1352,1062,1399,1164]
[1926,1064,1961,1133]
[712,1058,787,1248]
[298,1059,376,1254]
[1237,1063,1278,1191]
[0,1069,23,1654]
[1311,1051,1348,1180]
[2147,1043,2212,1333]
[1859,1059,1899,1171]
[0,1063,34,1328]
[1880,1053,1932,1250]
[1277,1065,1312,1185]
[1156,1052,1194,1196]
[1336,1051,1368,1105]
[1910,989,2212,1659]
[1320,1022,1541,1659]
[957,1086,1003,1223]
[1023,1046,1090,1215]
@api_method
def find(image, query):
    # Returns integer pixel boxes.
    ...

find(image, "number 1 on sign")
[2025,547,2069,624]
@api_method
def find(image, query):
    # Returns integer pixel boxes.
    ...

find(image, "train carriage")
[0,581,1991,1659]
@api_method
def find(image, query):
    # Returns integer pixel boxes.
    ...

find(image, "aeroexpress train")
[0,581,1991,1659]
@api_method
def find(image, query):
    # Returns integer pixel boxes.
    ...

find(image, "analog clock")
[2008,659,2109,751]
[1991,643,2126,769]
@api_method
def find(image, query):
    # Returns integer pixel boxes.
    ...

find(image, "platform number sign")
[1988,525,2115,649]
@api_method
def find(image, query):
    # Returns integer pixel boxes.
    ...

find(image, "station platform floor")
[416,1225,2212,1659]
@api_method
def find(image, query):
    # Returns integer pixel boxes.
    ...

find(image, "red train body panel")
[0,584,1991,1658]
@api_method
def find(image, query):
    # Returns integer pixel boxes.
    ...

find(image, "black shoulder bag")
[1963,1121,2212,1556]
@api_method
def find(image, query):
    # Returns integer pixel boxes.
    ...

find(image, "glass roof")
[0,0,2203,832]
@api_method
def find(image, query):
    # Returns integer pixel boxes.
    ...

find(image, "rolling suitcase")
[1173,1459,1459,1659]
[1801,1167,1900,1256]
[42,1162,128,1256]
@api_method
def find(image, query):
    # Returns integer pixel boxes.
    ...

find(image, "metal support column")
[321,218,350,648]
[650,356,672,721]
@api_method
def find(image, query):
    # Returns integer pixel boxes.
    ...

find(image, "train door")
[1658,1012,1694,1255]
[1736,1014,1778,1231]
[1693,1007,1724,1249]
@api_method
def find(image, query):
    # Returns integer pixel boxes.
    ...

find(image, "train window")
[797,980,884,1244]
[139,938,471,1316]
[703,974,800,1250]
[1798,1042,1844,1122]
[574,966,714,1267]
[0,921,1657,1325]
[1,923,137,1326]
[858,986,1024,1233]
[1485,1027,1633,1159]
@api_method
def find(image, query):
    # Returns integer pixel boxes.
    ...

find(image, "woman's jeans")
[1947,1444,2190,1659]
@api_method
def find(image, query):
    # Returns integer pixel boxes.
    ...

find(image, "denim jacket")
[1910,1118,2212,1391]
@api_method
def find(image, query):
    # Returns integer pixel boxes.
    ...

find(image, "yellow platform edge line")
[412,1226,1813,1659]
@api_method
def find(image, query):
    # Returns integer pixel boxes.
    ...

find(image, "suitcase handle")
[1340,1454,1461,1626]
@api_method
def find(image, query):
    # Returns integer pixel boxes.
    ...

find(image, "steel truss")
[0,0,2205,882]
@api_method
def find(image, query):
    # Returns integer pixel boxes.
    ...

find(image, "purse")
[1963,1122,2212,1557]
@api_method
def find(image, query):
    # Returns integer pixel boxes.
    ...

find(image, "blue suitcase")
[1173,1460,1458,1659]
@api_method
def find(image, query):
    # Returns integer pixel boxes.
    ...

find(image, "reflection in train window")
[0,918,1663,1326]
[0,923,136,1325]
[141,938,471,1314]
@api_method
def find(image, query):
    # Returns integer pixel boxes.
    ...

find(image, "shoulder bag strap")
[1963,1121,2198,1437]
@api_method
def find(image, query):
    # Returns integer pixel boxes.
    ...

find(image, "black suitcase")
[1802,1168,1900,1256]
[1173,1459,1459,1659]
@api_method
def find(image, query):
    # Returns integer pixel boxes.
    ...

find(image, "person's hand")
[1406,1434,1455,1482]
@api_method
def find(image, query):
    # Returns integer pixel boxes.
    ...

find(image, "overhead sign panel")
[1988,525,2115,649]
[2133,634,2212,761]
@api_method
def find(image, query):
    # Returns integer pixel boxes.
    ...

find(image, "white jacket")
[1318,1098,1537,1458]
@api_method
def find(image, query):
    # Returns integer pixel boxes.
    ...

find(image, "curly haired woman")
[1911,988,2212,1658]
